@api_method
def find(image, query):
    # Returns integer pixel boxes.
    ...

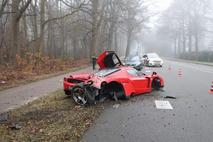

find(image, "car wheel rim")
[72,88,87,105]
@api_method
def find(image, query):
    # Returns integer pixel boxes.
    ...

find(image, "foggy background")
[143,0,213,62]
[0,0,213,66]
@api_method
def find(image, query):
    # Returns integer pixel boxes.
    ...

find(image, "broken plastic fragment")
[113,104,120,109]
[0,112,9,123]
[10,123,22,130]
[164,96,176,99]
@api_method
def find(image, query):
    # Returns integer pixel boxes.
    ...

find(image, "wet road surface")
[83,59,213,142]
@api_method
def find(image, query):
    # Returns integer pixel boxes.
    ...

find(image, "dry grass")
[0,90,104,142]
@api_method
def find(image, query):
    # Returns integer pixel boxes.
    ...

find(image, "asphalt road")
[0,67,92,113]
[83,59,213,142]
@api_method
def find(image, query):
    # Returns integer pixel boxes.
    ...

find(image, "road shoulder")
[165,58,213,67]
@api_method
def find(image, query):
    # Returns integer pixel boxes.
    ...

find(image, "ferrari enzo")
[63,51,164,106]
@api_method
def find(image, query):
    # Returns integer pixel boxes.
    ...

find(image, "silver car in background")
[142,53,163,67]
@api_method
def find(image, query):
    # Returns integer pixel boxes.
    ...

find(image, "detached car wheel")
[71,85,96,106]
[72,86,88,106]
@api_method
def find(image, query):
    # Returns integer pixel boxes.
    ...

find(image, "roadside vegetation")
[179,51,213,62]
[0,0,151,90]
[0,90,104,142]
[0,56,89,91]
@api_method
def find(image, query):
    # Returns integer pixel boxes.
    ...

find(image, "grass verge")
[0,90,104,142]
[0,65,89,91]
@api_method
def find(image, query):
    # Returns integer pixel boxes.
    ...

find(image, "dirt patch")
[0,90,104,142]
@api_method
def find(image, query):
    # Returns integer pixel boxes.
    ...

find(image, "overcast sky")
[155,0,173,11]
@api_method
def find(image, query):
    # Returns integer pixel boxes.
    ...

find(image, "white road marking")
[155,100,173,110]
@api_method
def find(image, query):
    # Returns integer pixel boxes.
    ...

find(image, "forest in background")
[0,0,150,87]
[152,0,213,61]
[0,0,151,64]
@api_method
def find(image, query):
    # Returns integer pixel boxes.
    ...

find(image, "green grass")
[0,90,104,142]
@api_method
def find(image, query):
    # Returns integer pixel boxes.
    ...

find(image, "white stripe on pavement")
[155,100,173,110]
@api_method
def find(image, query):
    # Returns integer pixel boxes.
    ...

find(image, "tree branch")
[16,0,32,21]
[0,0,9,18]
[42,1,85,27]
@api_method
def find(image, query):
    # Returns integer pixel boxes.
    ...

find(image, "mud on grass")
[0,90,104,142]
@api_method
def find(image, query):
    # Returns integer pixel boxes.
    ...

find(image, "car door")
[127,69,149,94]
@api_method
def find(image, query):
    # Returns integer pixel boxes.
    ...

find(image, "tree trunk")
[38,0,45,53]
[32,0,38,42]
[174,37,177,57]
[108,23,115,50]
[182,27,186,53]
[73,38,77,60]
[11,0,21,60]
[91,0,99,57]
[114,28,118,53]
[125,30,132,57]
[125,8,133,57]
[195,32,199,60]
[188,30,192,53]
[177,33,181,56]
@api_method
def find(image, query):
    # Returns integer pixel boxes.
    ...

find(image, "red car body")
[63,51,164,105]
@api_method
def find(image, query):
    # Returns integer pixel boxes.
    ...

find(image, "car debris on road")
[0,112,10,123]
[10,122,22,130]
[113,104,120,109]
[164,96,177,99]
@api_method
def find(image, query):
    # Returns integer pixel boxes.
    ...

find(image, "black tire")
[152,78,161,90]
[106,82,127,100]
[71,86,95,106]
[122,94,130,100]
[64,90,71,95]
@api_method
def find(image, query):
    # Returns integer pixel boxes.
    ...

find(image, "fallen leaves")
[0,90,104,142]
[0,57,89,91]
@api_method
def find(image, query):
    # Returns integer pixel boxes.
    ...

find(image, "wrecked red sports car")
[63,51,164,106]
